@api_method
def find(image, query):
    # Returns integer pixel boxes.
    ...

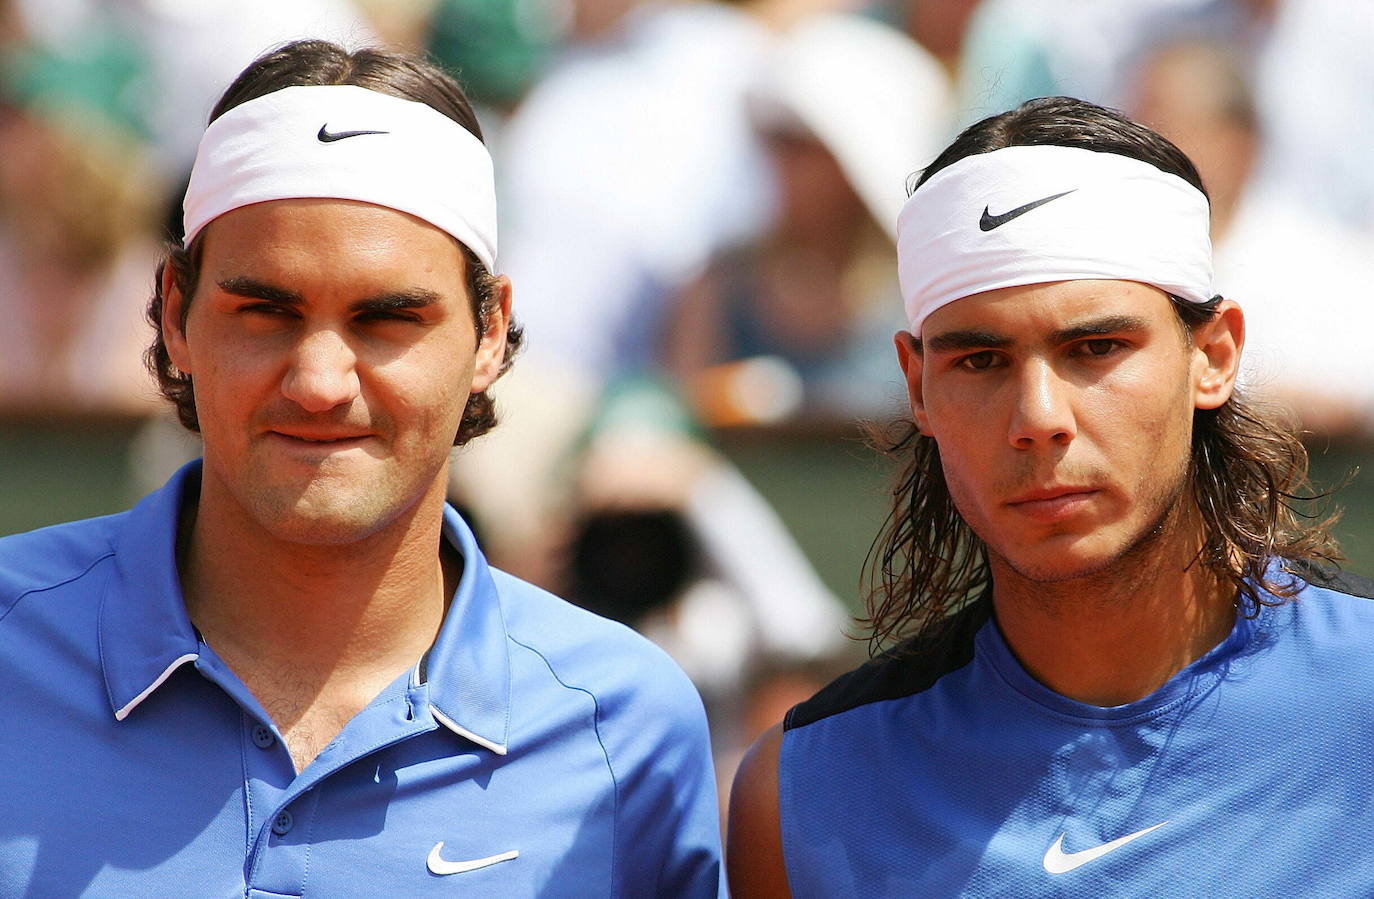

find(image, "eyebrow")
[217,276,301,304]
[923,314,1151,353]
[216,276,444,312]
[923,329,1012,353]
[1048,314,1149,344]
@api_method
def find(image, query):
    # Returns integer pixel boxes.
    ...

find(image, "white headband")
[896,145,1214,334]
[183,84,497,272]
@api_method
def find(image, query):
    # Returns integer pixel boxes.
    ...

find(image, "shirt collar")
[419,505,512,755]
[100,460,202,721]
[99,461,513,755]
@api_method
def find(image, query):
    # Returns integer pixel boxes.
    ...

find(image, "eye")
[956,350,1001,371]
[239,302,295,318]
[1074,338,1122,357]
[356,310,423,326]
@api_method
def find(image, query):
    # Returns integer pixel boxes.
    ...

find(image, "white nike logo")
[1042,821,1168,874]
[426,842,519,875]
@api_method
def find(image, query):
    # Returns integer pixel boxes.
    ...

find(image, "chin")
[261,509,393,546]
[992,532,1134,585]
[1002,554,1119,585]
[248,487,402,546]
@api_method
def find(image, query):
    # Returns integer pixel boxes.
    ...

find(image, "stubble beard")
[983,448,1196,610]
[236,448,449,548]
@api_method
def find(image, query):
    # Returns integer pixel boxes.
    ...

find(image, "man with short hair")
[728,96,1374,897]
[0,40,723,897]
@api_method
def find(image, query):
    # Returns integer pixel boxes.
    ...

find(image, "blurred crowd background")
[3,0,1372,813]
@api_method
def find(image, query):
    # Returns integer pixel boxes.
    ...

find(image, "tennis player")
[728,96,1373,897]
[0,40,723,896]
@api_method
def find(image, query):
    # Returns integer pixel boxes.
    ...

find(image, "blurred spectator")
[498,0,776,384]
[1,1,378,414]
[427,0,566,110]
[1250,0,1374,234]
[902,0,982,73]
[563,377,853,790]
[665,12,950,421]
[9,0,374,178]
[956,0,1273,121]
[957,0,1374,235]
[0,40,164,414]
[453,4,954,580]
[1130,38,1374,433]
[450,0,778,578]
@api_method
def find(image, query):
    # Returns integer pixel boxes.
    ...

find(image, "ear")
[894,330,931,433]
[1191,298,1245,411]
[161,262,194,375]
[471,275,512,394]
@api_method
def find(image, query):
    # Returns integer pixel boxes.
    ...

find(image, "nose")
[1007,359,1076,449]
[280,327,360,413]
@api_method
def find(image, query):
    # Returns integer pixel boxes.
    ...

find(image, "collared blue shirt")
[0,462,724,897]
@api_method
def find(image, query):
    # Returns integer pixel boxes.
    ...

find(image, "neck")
[990,507,1237,707]
[178,474,456,686]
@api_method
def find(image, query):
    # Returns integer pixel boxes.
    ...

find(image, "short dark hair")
[145,40,523,446]
[864,96,1342,650]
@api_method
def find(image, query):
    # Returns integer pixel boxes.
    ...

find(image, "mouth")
[1005,487,1099,520]
[266,430,373,449]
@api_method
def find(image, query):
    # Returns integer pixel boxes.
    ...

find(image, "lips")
[266,429,373,446]
[1005,486,1099,521]
[1007,486,1096,505]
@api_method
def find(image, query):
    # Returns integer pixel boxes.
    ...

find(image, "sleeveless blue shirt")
[779,565,1374,897]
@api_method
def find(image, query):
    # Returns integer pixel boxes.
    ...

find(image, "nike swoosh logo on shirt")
[1042,821,1168,874]
[317,124,389,142]
[979,189,1077,231]
[426,843,519,875]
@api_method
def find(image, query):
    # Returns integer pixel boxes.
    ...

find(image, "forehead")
[197,198,465,278]
[920,279,1175,343]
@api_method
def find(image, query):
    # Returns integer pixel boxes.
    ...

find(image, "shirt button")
[271,810,294,836]
[251,724,275,749]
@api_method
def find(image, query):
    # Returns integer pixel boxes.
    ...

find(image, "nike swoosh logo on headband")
[317,124,390,142]
[979,189,1077,231]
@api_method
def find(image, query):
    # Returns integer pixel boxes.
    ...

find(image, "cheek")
[1088,361,1194,438]
[1080,368,1196,495]
[185,313,275,383]
[933,438,996,523]
[378,349,474,431]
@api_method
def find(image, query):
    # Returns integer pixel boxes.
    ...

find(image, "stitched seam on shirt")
[299,790,319,897]
[242,709,255,864]
[1,550,114,626]
[982,642,1220,727]
[324,692,416,762]
[507,635,619,894]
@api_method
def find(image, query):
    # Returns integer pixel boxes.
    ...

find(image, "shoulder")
[1242,559,1374,669]
[491,568,708,729]
[490,569,724,895]
[0,514,123,618]
[727,724,790,899]
[785,597,991,732]
[1286,558,1374,601]
[1266,558,1374,641]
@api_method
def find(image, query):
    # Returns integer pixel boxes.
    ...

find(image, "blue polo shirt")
[0,462,724,897]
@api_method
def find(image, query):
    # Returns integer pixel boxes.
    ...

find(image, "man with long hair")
[0,41,723,896]
[728,96,1372,896]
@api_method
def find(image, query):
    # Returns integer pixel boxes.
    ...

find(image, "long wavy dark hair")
[145,40,523,446]
[863,96,1343,651]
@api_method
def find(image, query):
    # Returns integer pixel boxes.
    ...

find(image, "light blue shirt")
[0,462,724,897]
